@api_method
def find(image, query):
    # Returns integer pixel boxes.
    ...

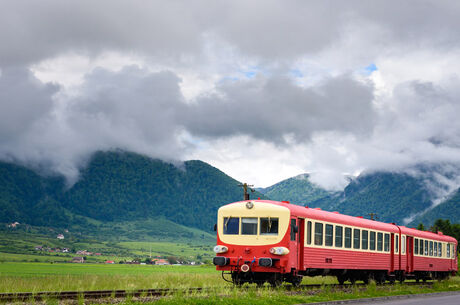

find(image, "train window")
[438,242,442,257]
[314,222,323,245]
[384,234,390,252]
[434,242,437,256]
[362,230,368,250]
[414,238,418,255]
[377,233,383,251]
[424,240,428,256]
[420,239,424,256]
[447,244,450,258]
[260,218,278,235]
[395,235,399,253]
[402,236,406,254]
[345,228,352,248]
[242,218,258,235]
[429,241,433,256]
[353,229,360,249]
[307,221,312,245]
[325,224,333,246]
[370,231,376,251]
[223,217,239,235]
[291,219,297,241]
[335,226,343,248]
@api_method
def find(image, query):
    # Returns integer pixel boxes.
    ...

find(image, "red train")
[213,199,458,286]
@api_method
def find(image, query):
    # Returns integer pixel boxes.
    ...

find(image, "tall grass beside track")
[133,277,460,305]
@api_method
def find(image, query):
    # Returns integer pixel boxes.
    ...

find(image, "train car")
[213,199,458,286]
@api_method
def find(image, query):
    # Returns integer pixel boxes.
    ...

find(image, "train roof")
[399,226,457,243]
[225,199,457,242]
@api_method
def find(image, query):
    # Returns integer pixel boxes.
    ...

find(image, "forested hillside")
[412,188,460,226]
[310,172,434,225]
[258,174,332,205]
[0,151,265,235]
[63,151,264,231]
[0,162,70,227]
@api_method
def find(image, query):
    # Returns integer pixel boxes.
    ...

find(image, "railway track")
[0,281,434,303]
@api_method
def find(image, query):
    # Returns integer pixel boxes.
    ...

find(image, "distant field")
[0,262,337,292]
[0,262,221,292]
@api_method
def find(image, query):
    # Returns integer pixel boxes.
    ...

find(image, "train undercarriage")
[222,268,452,286]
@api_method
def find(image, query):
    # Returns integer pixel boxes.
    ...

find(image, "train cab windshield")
[223,217,279,235]
[218,201,290,246]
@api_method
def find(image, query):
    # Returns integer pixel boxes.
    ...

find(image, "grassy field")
[0,262,459,305]
[0,262,337,292]
[151,278,460,305]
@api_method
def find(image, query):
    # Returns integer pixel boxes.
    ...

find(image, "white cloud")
[1,0,460,194]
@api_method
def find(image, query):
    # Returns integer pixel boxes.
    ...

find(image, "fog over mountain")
[2,1,460,202]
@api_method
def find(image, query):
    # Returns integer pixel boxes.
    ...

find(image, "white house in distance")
[57,234,64,240]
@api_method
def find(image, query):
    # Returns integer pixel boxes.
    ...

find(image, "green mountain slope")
[0,162,70,227]
[1,151,264,235]
[258,173,332,205]
[411,188,460,226]
[311,172,433,225]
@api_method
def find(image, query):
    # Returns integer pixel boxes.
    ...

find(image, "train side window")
[291,219,297,241]
[420,239,424,256]
[325,224,333,246]
[429,241,433,256]
[402,236,406,254]
[260,218,278,235]
[424,240,428,255]
[335,226,343,247]
[223,217,240,235]
[384,233,390,252]
[377,232,383,251]
[345,228,352,248]
[447,244,450,258]
[438,242,442,257]
[242,218,258,235]
[434,242,437,256]
[370,231,376,251]
[353,229,360,249]
[314,222,323,245]
[307,221,312,245]
[414,238,418,255]
[395,235,399,253]
[362,230,368,250]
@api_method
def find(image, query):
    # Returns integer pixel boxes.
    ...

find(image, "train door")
[289,218,299,271]
[406,236,414,273]
[298,218,305,270]
[390,233,395,272]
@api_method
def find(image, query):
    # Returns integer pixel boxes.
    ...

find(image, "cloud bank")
[1,0,460,199]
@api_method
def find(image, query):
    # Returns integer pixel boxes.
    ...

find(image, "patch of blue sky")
[289,69,304,78]
[364,63,378,75]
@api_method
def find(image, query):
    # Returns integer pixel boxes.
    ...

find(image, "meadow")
[0,261,337,293]
[0,262,459,305]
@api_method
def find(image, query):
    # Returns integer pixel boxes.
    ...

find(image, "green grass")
[0,262,337,292]
[132,278,460,305]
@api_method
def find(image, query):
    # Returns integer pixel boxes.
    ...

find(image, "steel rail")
[0,281,434,302]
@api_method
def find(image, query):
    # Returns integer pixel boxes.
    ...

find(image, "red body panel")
[304,247,391,270]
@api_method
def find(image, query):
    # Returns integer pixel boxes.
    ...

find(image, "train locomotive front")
[213,200,301,286]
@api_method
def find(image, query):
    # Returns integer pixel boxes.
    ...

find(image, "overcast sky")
[1,1,460,193]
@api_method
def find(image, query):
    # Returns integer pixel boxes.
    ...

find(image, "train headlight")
[213,245,228,254]
[269,247,290,256]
